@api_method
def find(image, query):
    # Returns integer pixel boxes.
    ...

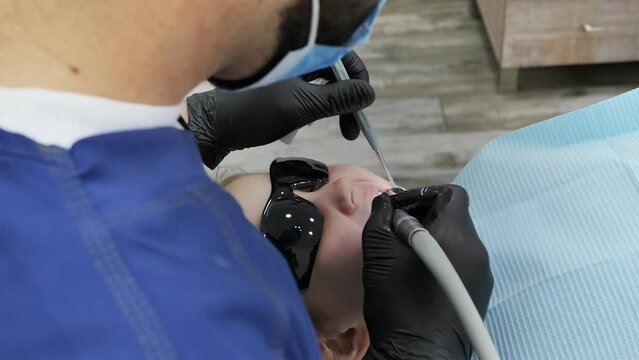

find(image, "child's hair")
[207,166,246,187]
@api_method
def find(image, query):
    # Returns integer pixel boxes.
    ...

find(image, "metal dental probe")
[331,60,399,189]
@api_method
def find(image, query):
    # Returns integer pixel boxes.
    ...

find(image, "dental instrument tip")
[375,149,396,188]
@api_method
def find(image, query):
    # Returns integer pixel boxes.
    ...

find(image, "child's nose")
[331,177,357,216]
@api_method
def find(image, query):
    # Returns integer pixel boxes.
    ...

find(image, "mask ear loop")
[242,0,321,90]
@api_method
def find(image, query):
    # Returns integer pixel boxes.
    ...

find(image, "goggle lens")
[262,197,324,288]
[260,158,329,291]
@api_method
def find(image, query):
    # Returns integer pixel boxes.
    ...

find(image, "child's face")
[225,164,391,336]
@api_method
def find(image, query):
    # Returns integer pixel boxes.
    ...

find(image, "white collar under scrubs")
[0,87,184,148]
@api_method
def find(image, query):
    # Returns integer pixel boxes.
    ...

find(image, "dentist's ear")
[319,323,369,360]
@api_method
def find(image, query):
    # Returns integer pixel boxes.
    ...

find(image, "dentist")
[0,0,492,359]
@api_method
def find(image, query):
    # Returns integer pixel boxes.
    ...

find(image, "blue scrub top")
[0,127,320,359]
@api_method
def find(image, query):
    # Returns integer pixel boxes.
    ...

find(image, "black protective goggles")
[260,158,329,291]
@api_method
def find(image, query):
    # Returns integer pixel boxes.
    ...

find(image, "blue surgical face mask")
[211,0,387,91]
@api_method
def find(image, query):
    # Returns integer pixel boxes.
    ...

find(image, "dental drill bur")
[331,60,398,189]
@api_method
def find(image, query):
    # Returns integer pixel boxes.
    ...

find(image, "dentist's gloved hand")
[186,51,375,169]
[362,185,494,360]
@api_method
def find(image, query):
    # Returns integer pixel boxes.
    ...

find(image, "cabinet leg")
[498,68,519,92]
[469,0,481,19]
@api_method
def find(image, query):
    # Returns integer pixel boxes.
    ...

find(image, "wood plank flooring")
[217,0,639,187]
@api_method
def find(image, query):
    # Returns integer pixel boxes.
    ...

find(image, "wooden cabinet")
[476,0,639,91]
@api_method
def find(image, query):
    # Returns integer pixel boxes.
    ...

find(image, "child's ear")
[319,323,369,360]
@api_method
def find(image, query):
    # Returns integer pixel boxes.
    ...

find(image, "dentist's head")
[0,0,384,104]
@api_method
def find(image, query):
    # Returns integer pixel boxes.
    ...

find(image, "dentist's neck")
[0,1,224,105]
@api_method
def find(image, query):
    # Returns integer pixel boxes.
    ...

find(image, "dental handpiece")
[393,209,501,360]
[331,60,397,188]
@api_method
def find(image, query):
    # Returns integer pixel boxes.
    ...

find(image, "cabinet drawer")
[501,0,639,68]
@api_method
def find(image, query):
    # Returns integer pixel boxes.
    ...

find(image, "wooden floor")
[219,0,639,188]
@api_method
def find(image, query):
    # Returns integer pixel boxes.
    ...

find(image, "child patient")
[223,158,393,360]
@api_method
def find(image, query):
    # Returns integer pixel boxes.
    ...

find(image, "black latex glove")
[362,185,494,360]
[186,52,375,169]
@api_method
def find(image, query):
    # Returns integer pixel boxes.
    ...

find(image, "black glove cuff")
[186,91,230,169]
[198,145,230,170]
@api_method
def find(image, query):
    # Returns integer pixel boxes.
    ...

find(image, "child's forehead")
[223,173,271,226]
[328,164,371,176]
[328,164,388,183]
[225,173,267,188]
[224,164,391,191]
